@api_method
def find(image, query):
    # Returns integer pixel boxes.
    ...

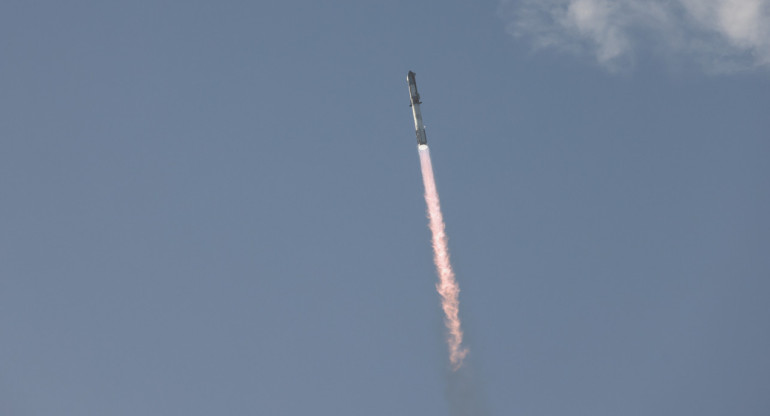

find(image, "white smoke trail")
[418,144,468,371]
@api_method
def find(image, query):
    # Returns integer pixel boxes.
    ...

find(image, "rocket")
[407,71,428,146]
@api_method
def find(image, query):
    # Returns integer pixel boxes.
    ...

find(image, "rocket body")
[407,71,428,146]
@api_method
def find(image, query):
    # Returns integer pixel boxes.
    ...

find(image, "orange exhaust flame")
[418,145,468,371]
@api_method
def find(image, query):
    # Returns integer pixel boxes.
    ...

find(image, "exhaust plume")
[418,144,468,371]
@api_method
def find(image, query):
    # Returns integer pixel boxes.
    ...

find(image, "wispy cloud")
[500,0,770,72]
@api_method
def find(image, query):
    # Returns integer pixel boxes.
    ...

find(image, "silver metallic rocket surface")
[407,71,428,146]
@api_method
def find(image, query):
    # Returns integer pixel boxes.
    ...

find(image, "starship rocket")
[407,71,428,146]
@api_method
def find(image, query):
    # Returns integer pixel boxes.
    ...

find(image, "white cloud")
[500,0,770,72]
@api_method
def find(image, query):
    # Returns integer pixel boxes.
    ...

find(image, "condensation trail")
[418,144,468,371]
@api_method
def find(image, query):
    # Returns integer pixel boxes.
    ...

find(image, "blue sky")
[1,1,768,415]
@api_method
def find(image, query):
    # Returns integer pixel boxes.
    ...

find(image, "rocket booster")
[407,71,428,146]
